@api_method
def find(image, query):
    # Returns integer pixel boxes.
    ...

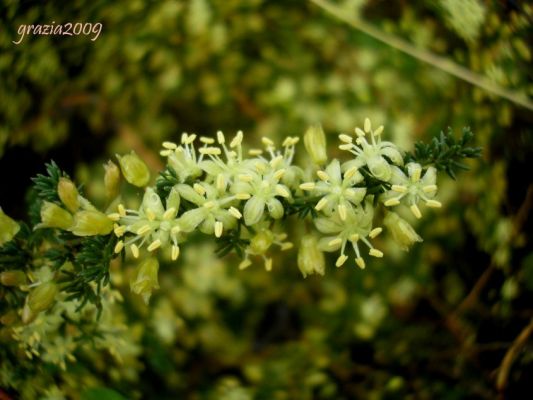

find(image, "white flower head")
[314,202,383,269]
[339,118,403,182]
[381,163,440,219]
[110,187,183,260]
[300,159,366,221]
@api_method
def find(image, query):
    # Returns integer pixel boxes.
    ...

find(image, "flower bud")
[243,196,266,226]
[39,201,73,230]
[367,155,392,181]
[57,177,80,213]
[166,186,181,212]
[104,160,121,200]
[304,124,328,165]
[142,188,165,216]
[130,257,160,304]
[267,198,284,219]
[69,210,113,236]
[27,282,58,313]
[0,270,27,287]
[117,151,150,187]
[383,211,423,251]
[297,235,325,278]
[250,229,274,255]
[0,208,20,245]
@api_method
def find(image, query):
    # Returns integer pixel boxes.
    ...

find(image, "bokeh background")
[1,0,532,399]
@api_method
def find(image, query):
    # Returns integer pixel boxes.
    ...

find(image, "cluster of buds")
[37,176,114,236]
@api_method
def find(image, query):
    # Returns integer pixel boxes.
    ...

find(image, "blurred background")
[0,0,532,399]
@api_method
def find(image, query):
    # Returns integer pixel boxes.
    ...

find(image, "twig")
[496,318,533,393]
[309,0,533,111]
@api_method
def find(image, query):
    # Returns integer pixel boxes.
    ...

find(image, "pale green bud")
[383,211,422,251]
[243,196,266,226]
[57,177,80,213]
[39,201,73,230]
[367,155,392,181]
[130,257,160,304]
[250,229,274,255]
[0,207,20,245]
[117,151,150,187]
[267,199,284,219]
[142,187,165,216]
[0,270,27,286]
[297,235,325,278]
[69,210,113,236]
[27,282,58,313]
[304,124,327,165]
[166,186,181,213]
[104,160,121,200]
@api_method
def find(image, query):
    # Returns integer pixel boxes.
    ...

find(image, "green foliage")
[63,234,118,313]
[215,222,250,259]
[155,166,180,203]
[406,127,483,179]
[30,161,67,203]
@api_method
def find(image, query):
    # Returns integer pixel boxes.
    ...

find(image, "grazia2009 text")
[13,22,102,44]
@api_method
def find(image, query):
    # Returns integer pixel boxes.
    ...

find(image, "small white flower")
[176,182,238,236]
[340,118,403,181]
[160,133,203,182]
[314,202,383,269]
[300,159,366,221]
[112,187,183,260]
[381,163,440,219]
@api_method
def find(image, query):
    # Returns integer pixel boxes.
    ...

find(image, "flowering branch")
[0,118,481,313]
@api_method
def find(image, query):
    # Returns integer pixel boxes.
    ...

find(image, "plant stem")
[309,0,533,111]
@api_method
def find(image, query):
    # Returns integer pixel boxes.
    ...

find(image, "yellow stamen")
[344,167,359,179]
[239,259,252,270]
[410,204,422,219]
[391,185,408,193]
[426,199,442,208]
[214,221,223,238]
[317,170,329,181]
[131,244,139,258]
[384,198,401,207]
[299,182,316,190]
[163,207,176,220]
[171,245,180,261]
[147,239,162,252]
[315,197,329,211]
[339,134,353,143]
[193,183,206,196]
[338,204,347,221]
[229,207,242,219]
[137,225,151,235]
[336,254,348,267]
[114,241,124,254]
[328,238,342,247]
[162,141,177,149]
[369,227,383,239]
[369,248,383,258]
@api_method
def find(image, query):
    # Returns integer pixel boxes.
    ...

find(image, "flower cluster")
[0,118,453,306]
[91,119,445,302]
